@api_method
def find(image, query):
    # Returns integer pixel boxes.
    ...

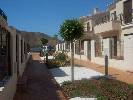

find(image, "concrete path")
[74,58,133,84]
[14,53,67,100]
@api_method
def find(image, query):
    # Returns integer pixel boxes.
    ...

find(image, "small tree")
[41,38,48,46]
[59,19,84,81]
[41,38,48,63]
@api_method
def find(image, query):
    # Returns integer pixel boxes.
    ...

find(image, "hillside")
[9,26,59,48]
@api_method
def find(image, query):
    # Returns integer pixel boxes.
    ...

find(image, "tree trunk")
[79,40,81,59]
[71,41,74,82]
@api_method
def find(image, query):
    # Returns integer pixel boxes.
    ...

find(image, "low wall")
[0,53,31,100]
[0,74,17,100]
[19,53,31,76]
[67,52,88,61]
[91,57,133,71]
[59,51,132,71]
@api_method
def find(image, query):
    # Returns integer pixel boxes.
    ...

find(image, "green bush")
[70,89,81,98]
[129,84,133,89]
[53,52,70,67]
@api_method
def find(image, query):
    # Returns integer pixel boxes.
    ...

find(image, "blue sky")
[0,0,112,36]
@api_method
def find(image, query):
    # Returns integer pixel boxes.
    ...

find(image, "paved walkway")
[74,59,133,84]
[14,53,67,100]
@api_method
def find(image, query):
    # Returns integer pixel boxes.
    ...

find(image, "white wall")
[68,52,88,61]
[84,41,88,57]
[56,44,58,51]
[91,40,95,60]
[123,25,133,70]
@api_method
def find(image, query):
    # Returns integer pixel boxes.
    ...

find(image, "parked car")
[31,47,42,52]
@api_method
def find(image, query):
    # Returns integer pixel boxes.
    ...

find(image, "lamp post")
[105,55,108,77]
[45,45,48,65]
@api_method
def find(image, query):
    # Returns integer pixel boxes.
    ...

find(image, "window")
[75,41,80,55]
[114,11,117,21]
[65,42,70,51]
[110,36,117,59]
[111,11,117,21]
[0,28,11,80]
[113,36,117,57]
[124,0,132,24]
[87,22,90,31]
[81,41,84,50]
[95,41,99,57]
[80,41,84,55]
[65,42,69,49]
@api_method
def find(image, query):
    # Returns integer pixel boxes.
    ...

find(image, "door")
[110,36,117,59]
[87,40,91,60]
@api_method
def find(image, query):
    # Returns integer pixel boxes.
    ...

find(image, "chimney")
[93,8,100,15]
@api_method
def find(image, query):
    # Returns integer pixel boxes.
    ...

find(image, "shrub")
[61,78,133,99]
[54,52,70,66]
[48,52,70,68]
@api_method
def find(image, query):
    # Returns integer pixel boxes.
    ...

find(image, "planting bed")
[61,77,133,100]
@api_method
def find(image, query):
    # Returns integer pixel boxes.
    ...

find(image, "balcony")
[121,22,133,31]
[94,20,120,34]
[81,30,95,40]
[0,8,7,27]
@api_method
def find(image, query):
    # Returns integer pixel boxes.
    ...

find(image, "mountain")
[9,26,59,48]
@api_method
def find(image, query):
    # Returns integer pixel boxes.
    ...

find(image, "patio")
[50,66,103,85]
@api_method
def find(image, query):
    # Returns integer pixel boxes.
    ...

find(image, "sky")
[0,0,113,36]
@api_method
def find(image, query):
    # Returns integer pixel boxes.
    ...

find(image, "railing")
[0,8,7,21]
[93,11,111,26]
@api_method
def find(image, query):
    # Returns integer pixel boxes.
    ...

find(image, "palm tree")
[59,19,84,81]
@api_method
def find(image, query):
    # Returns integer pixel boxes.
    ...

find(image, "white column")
[58,44,60,51]
[56,44,58,51]
[91,40,95,60]
[103,38,110,58]
[70,43,71,51]
[62,43,64,51]
[84,41,88,58]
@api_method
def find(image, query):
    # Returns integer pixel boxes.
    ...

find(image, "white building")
[56,0,133,71]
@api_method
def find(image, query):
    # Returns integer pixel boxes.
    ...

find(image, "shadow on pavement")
[14,53,67,100]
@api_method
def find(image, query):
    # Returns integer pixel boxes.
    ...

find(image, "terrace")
[93,12,121,35]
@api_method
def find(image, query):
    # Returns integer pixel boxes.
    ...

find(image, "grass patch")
[61,77,133,100]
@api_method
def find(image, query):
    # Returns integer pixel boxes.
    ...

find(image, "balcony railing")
[94,20,120,34]
[0,8,7,21]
